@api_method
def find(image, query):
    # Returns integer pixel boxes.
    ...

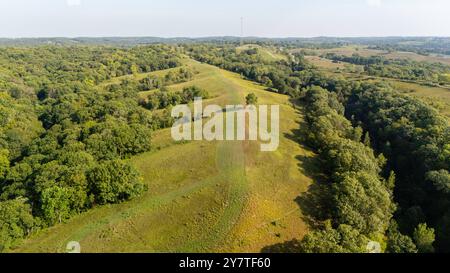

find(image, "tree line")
[324,53,450,85]
[345,83,449,252]
[191,43,448,252]
[105,67,196,93]
[139,86,210,111]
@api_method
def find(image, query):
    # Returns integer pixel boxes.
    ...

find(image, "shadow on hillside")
[261,100,331,253]
[261,239,302,253]
[294,155,331,228]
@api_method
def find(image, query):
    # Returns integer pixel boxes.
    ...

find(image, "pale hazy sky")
[0,0,449,38]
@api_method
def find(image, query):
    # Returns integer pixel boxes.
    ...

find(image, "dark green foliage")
[333,171,394,234]
[245,93,258,105]
[299,223,369,253]
[163,68,195,86]
[142,86,209,111]
[0,45,180,88]
[324,53,450,84]
[137,75,163,91]
[40,186,72,225]
[186,44,354,98]
[180,85,209,101]
[386,221,417,253]
[0,41,448,253]
[189,43,448,253]
[427,170,450,194]
[345,84,450,251]
[88,160,145,204]
[0,150,9,180]
[325,139,381,176]
[0,198,35,251]
[84,119,152,160]
[298,86,395,252]
[413,223,435,253]
[0,93,43,160]
[110,67,195,93]
[0,45,178,250]
[364,37,450,56]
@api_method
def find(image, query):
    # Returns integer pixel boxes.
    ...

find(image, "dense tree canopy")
[324,53,450,85]
[0,42,448,253]
[297,86,396,252]
[345,84,449,251]
[0,45,182,250]
[189,43,448,253]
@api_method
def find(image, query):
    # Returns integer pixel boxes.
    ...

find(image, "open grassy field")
[389,80,450,119]
[237,44,288,63]
[12,58,316,253]
[299,49,450,119]
[304,55,364,74]
[293,45,450,65]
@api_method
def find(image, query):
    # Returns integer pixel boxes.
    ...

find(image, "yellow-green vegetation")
[305,56,364,74]
[301,50,450,119]
[99,65,184,88]
[294,45,450,66]
[292,45,382,59]
[237,44,287,63]
[12,58,315,253]
[389,80,450,118]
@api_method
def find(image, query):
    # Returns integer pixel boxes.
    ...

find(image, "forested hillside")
[0,45,180,250]
[0,40,449,253]
[186,43,449,252]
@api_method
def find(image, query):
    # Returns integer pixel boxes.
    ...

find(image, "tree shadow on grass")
[261,101,332,253]
[284,104,332,229]
[294,155,332,229]
[261,239,302,253]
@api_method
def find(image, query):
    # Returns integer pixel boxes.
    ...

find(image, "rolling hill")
[12,58,317,253]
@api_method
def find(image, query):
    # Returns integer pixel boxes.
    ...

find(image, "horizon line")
[1,35,450,40]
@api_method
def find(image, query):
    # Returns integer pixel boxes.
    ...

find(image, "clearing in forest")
[13,58,316,253]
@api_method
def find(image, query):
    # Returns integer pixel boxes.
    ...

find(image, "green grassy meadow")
[294,45,450,65]
[12,58,316,253]
[236,44,288,63]
[298,48,450,119]
[389,80,450,118]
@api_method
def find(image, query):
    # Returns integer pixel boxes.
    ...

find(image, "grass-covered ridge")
[12,58,316,252]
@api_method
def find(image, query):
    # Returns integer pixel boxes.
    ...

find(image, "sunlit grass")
[13,58,316,253]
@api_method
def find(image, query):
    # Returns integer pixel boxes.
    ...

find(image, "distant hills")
[1,36,449,55]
